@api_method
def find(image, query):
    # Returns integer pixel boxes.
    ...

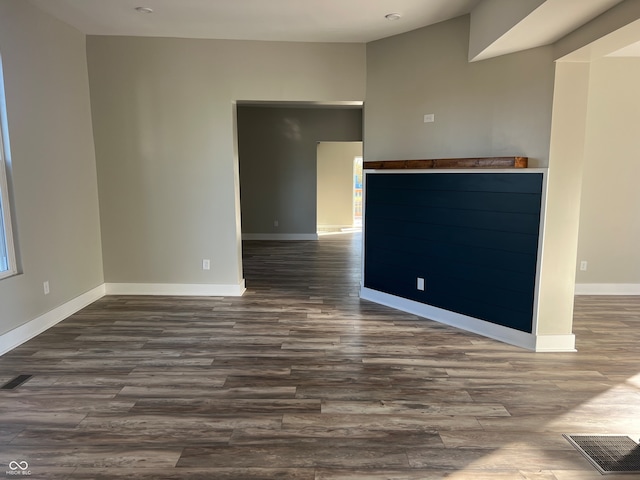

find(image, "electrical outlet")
[423,114,435,123]
[417,277,425,291]
[274,220,279,227]
[43,281,50,295]
[202,259,210,270]
[580,261,588,271]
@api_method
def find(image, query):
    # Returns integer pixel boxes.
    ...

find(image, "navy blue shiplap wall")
[364,172,543,333]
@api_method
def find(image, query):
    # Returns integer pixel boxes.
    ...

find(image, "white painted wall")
[536,61,590,337]
[575,58,640,288]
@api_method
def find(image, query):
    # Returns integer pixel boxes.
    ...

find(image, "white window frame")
[0,54,17,281]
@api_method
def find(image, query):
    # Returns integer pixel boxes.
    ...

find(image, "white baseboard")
[0,280,247,357]
[0,284,106,356]
[575,283,640,295]
[317,225,354,230]
[242,233,318,241]
[105,281,246,296]
[360,287,576,352]
[534,334,576,352]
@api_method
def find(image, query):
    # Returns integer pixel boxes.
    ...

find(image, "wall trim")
[360,287,576,352]
[317,225,355,230]
[575,283,640,295]
[0,279,248,357]
[105,281,246,296]
[242,233,318,241]
[534,334,577,352]
[0,284,106,356]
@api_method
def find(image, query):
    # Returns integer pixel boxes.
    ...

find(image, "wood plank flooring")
[1,232,640,479]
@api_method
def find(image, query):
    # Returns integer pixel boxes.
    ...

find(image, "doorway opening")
[353,155,363,229]
[316,141,363,236]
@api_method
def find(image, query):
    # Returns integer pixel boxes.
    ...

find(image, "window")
[0,54,16,280]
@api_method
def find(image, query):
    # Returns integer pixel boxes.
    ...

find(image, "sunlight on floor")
[439,372,640,478]
[550,382,640,435]
[317,227,362,237]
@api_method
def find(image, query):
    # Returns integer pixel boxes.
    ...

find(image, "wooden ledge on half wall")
[363,157,528,170]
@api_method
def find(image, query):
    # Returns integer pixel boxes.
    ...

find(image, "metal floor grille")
[564,434,640,475]
[0,374,32,390]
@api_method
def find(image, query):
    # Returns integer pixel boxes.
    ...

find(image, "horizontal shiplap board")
[367,188,542,214]
[367,246,536,293]
[368,230,537,273]
[366,171,543,193]
[366,203,541,235]
[366,219,539,254]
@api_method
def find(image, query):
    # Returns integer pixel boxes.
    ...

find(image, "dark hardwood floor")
[1,232,640,479]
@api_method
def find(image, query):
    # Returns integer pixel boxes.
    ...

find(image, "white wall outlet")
[43,281,50,295]
[274,220,279,227]
[580,260,588,271]
[423,114,435,123]
[202,259,210,270]
[417,277,425,291]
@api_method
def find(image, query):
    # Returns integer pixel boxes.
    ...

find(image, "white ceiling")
[28,0,481,44]
[28,0,633,56]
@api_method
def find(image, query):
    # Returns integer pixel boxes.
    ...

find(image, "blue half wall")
[363,171,543,333]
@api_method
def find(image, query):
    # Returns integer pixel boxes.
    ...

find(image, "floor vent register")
[564,434,640,475]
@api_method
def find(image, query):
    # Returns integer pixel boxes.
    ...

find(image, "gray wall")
[0,0,103,336]
[365,15,555,167]
[86,37,366,286]
[238,106,362,235]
